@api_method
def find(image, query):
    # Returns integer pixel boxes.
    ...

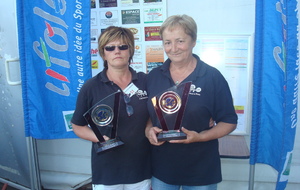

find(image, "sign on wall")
[90,0,167,76]
[194,34,253,134]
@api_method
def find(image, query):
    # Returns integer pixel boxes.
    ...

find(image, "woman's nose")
[171,43,178,51]
[114,47,121,53]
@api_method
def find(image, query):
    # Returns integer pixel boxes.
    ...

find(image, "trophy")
[84,91,124,153]
[151,81,192,141]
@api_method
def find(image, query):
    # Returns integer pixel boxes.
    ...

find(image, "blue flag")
[17,0,92,139]
[250,1,298,189]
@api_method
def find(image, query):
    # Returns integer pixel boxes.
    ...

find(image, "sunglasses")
[124,94,134,117]
[104,45,129,51]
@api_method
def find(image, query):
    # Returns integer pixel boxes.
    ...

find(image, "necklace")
[171,58,196,85]
[172,65,189,85]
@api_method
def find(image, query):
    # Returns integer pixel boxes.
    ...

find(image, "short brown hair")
[159,14,197,42]
[98,26,135,68]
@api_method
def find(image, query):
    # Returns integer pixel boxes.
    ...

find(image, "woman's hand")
[169,122,236,144]
[145,126,165,146]
[103,135,110,141]
[169,127,201,144]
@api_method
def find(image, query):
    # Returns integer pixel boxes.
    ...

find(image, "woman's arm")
[72,123,99,143]
[170,122,237,144]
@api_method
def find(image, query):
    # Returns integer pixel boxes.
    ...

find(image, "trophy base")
[94,138,124,153]
[157,130,187,142]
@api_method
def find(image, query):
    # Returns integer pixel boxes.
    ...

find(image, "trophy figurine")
[84,91,124,153]
[151,81,192,141]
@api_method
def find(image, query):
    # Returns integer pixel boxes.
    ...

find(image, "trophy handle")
[110,92,121,139]
[84,113,106,142]
[152,96,169,131]
[174,81,192,130]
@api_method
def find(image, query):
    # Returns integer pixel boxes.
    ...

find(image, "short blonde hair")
[98,26,135,68]
[160,14,197,42]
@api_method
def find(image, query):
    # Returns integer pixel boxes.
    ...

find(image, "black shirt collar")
[159,54,207,81]
[99,66,138,83]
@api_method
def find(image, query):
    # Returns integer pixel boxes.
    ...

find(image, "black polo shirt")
[147,54,238,186]
[72,67,151,185]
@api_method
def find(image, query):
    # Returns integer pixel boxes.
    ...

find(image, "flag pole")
[249,164,255,190]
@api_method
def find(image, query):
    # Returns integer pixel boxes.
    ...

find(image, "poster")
[146,44,164,73]
[145,26,161,41]
[144,7,164,23]
[100,10,119,26]
[100,0,118,8]
[194,34,253,134]
[122,9,141,24]
[91,0,166,75]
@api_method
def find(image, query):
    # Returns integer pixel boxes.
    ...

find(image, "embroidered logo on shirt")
[136,90,148,100]
[189,84,201,96]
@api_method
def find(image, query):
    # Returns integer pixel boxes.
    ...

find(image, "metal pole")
[248,164,255,190]
[26,137,42,190]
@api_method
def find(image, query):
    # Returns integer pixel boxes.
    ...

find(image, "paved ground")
[0,182,92,190]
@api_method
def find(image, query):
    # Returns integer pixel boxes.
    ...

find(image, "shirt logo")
[136,90,148,100]
[190,84,201,96]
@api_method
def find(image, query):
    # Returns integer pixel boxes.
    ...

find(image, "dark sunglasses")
[124,94,134,117]
[104,45,129,51]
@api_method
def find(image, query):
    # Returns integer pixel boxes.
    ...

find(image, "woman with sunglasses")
[71,26,151,190]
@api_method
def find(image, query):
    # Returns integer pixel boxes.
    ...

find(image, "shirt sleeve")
[213,70,238,124]
[71,84,90,126]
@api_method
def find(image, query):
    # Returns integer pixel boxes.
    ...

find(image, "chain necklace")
[171,58,196,85]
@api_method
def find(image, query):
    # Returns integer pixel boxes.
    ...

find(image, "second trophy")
[151,81,192,141]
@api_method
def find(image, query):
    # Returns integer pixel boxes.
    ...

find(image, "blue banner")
[17,0,92,139]
[250,0,298,189]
